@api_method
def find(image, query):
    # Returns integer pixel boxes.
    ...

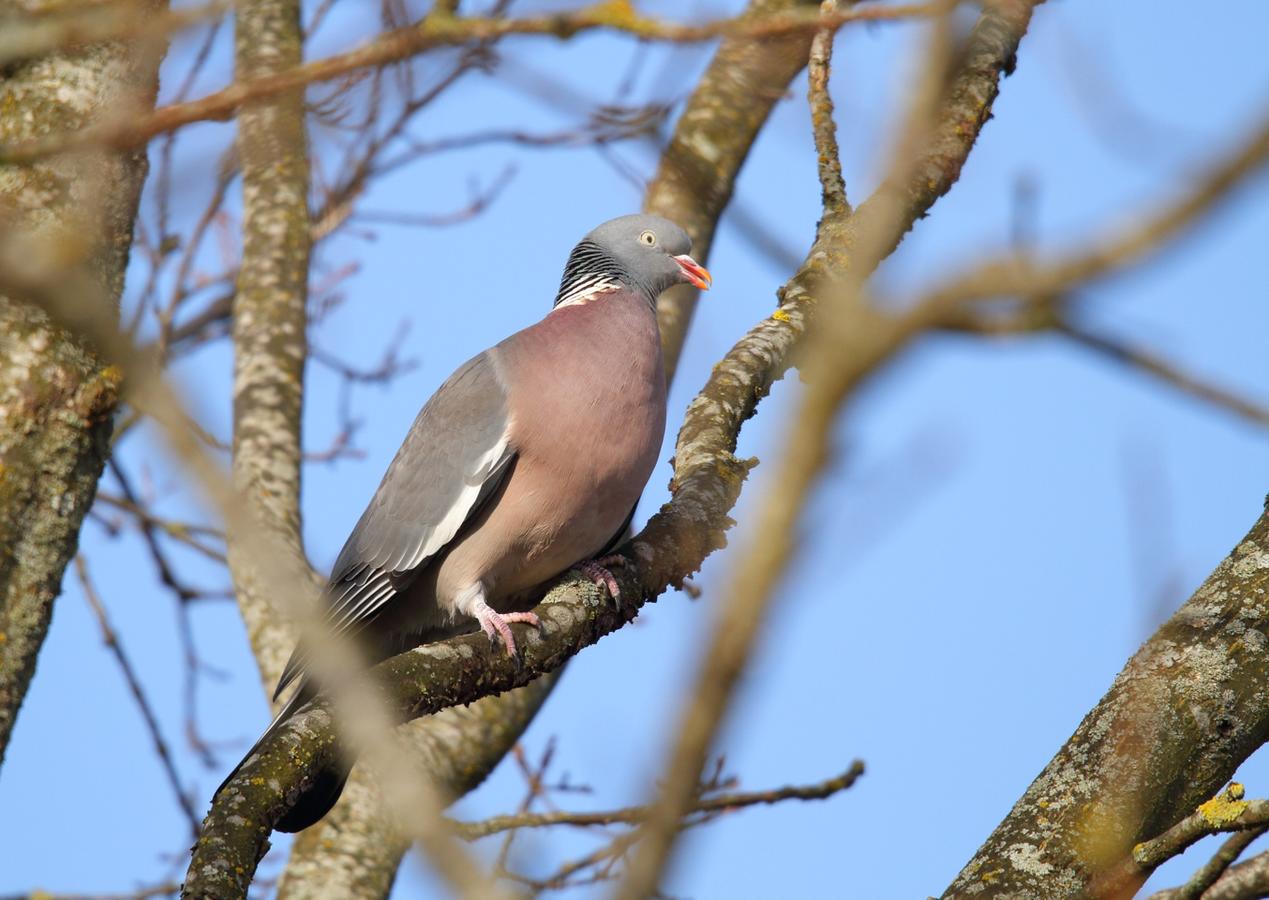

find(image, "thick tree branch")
[645,0,827,374]
[943,510,1269,898]
[276,673,559,900]
[227,0,313,694]
[0,0,161,765]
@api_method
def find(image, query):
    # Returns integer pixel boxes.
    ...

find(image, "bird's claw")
[475,608,542,659]
[574,554,626,606]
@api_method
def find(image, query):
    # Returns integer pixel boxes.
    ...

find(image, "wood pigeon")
[215,213,711,831]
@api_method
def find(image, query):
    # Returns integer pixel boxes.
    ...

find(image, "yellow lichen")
[772,309,792,323]
[594,0,636,22]
[1198,783,1248,827]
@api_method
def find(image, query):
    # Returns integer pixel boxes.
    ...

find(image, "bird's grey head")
[554,213,711,309]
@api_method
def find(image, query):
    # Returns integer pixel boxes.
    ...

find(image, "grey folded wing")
[274,351,515,699]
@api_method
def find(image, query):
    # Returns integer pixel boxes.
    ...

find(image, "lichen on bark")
[0,0,161,763]
[945,511,1269,898]
[227,0,313,695]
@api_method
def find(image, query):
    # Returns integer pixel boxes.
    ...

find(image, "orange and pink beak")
[673,254,712,290]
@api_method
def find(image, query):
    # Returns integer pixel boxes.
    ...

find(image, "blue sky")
[3,1,1269,897]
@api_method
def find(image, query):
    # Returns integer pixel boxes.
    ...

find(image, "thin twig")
[1149,825,1269,900]
[807,0,849,216]
[74,556,201,838]
[455,762,864,839]
[1095,784,1269,895]
[0,0,229,67]
[94,491,227,563]
[915,114,1269,315]
[1058,320,1269,429]
[0,2,951,163]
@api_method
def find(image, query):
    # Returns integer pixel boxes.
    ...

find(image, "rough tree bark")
[275,2,826,895]
[0,0,161,764]
[945,507,1269,898]
[227,0,312,696]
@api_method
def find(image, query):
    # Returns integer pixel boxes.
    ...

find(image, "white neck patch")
[553,277,622,310]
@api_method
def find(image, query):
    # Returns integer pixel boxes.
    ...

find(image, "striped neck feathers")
[553,240,651,310]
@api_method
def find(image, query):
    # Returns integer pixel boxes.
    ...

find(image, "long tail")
[212,682,352,833]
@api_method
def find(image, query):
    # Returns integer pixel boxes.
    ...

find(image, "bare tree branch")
[1057,321,1269,429]
[226,0,314,694]
[1165,848,1269,900]
[915,113,1269,313]
[645,0,832,374]
[74,555,201,837]
[943,508,1269,897]
[452,761,864,839]
[277,674,559,900]
[0,1,950,164]
[0,0,162,765]
[1149,829,1268,900]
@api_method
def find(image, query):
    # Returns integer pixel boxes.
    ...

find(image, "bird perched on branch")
[215,213,711,831]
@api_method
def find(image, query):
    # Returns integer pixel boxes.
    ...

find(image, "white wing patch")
[397,432,511,571]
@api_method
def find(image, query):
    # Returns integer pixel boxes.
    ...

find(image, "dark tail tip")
[275,764,351,833]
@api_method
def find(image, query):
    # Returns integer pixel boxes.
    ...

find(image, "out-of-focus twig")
[0,1,951,164]
[94,491,226,563]
[74,555,201,838]
[917,114,1269,314]
[454,761,864,839]
[1058,321,1269,429]
[0,0,229,67]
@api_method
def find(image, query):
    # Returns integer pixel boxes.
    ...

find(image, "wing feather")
[274,352,514,699]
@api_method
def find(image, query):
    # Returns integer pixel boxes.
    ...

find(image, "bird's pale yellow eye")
[639,230,656,246]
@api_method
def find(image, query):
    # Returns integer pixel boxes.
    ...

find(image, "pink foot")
[574,554,627,606]
[474,607,542,658]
